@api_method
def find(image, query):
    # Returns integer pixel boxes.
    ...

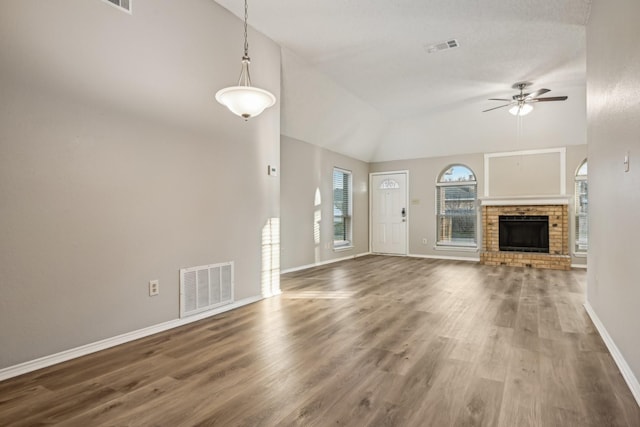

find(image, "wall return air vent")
[425,39,460,54]
[102,0,131,13]
[180,262,234,318]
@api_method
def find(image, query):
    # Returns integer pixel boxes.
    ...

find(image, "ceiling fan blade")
[488,98,512,101]
[483,103,513,112]
[525,88,550,99]
[531,96,568,102]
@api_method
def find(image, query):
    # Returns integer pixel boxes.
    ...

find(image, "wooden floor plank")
[0,256,638,426]
[497,347,543,427]
[56,376,182,427]
[476,326,513,383]
[408,359,476,426]
[454,376,505,427]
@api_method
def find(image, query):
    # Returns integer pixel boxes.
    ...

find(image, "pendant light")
[215,0,276,120]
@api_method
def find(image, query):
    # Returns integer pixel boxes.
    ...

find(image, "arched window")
[575,159,588,253]
[379,178,400,189]
[436,165,477,247]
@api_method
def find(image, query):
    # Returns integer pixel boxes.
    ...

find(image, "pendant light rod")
[238,0,251,86]
[243,0,249,59]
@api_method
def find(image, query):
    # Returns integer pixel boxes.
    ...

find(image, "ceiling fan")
[483,82,568,116]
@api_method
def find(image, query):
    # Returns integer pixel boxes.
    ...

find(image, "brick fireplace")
[480,198,571,270]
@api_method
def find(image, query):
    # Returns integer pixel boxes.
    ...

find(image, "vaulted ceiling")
[216,0,591,162]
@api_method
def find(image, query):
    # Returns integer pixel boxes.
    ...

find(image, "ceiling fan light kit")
[484,81,568,116]
[509,103,533,116]
[215,0,276,120]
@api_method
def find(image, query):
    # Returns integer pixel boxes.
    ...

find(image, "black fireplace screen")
[499,215,549,253]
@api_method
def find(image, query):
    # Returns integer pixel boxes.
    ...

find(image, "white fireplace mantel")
[479,195,570,206]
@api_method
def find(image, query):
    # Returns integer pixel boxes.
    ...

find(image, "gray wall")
[0,0,280,368]
[370,145,587,264]
[370,153,484,259]
[587,0,640,385]
[280,136,369,271]
[280,49,389,162]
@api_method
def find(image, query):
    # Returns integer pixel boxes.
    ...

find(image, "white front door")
[371,172,408,255]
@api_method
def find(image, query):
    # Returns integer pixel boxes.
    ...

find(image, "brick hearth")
[480,203,571,270]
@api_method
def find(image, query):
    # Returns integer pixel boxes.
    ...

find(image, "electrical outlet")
[422,238,428,245]
[149,280,159,296]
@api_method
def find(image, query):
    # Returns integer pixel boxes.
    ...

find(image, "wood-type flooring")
[1,255,639,426]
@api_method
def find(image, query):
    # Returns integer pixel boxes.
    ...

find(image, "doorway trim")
[369,170,409,255]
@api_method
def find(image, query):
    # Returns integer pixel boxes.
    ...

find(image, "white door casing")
[370,172,408,255]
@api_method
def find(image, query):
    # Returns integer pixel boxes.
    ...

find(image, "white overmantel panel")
[479,195,570,206]
[484,148,567,198]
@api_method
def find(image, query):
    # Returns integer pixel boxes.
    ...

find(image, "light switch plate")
[268,165,277,176]
[624,152,630,172]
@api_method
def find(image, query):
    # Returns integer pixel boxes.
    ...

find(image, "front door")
[371,172,408,255]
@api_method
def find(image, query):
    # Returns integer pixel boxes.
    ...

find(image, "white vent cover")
[425,39,460,53]
[180,262,234,318]
[101,0,131,13]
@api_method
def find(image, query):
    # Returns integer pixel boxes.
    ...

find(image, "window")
[333,168,352,248]
[379,179,400,189]
[436,165,477,247]
[575,159,588,253]
[101,0,132,13]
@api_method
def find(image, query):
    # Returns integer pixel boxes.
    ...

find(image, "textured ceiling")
[215,0,592,161]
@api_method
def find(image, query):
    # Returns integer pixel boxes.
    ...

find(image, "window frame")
[333,167,353,250]
[101,0,132,13]
[435,164,478,249]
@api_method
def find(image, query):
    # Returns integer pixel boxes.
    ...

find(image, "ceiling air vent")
[101,0,131,13]
[425,39,460,54]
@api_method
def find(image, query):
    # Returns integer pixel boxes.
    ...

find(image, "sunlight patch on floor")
[283,290,355,299]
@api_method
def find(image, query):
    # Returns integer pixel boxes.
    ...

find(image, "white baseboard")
[355,252,371,258]
[281,252,371,274]
[0,295,263,382]
[408,253,480,262]
[584,301,640,407]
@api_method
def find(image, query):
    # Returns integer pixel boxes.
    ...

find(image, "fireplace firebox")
[499,215,549,253]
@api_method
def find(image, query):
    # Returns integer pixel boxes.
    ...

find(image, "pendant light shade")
[216,0,275,120]
[215,86,275,120]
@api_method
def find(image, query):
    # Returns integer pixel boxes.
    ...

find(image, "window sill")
[434,244,478,252]
[333,244,353,252]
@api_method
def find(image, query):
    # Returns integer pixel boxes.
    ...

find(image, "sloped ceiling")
[215,0,591,162]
